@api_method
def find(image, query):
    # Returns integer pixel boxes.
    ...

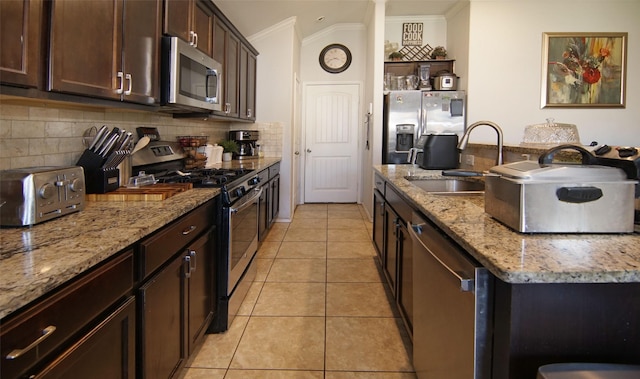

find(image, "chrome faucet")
[458,121,504,166]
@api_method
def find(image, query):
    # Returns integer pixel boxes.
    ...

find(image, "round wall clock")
[319,44,352,73]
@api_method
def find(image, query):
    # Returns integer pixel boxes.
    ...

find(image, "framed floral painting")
[541,32,627,108]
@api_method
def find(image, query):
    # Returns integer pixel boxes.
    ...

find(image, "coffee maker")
[229,130,259,160]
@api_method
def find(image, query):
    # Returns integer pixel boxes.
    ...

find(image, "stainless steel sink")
[404,178,485,195]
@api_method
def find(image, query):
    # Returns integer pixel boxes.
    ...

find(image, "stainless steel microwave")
[161,36,222,112]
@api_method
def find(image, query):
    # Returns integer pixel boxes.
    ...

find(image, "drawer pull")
[6,325,56,360]
[182,225,197,235]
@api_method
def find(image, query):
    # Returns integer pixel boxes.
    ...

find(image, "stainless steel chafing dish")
[484,146,637,233]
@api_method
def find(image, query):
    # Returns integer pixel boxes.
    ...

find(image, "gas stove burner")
[154,167,254,188]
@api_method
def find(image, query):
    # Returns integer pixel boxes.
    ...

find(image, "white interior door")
[304,84,360,203]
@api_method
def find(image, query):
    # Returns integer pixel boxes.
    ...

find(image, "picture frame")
[541,32,627,108]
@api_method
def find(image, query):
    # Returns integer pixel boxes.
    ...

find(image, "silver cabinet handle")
[116,71,124,94]
[182,225,197,235]
[294,151,300,155]
[247,109,252,118]
[184,255,191,278]
[409,222,475,292]
[225,103,231,114]
[124,73,132,95]
[6,326,56,359]
[189,31,198,47]
[306,148,312,153]
[189,250,197,272]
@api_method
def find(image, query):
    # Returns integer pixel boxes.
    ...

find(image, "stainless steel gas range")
[132,139,262,332]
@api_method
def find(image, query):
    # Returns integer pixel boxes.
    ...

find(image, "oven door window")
[230,196,258,274]
[179,55,218,103]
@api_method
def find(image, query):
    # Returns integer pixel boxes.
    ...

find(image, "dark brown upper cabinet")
[240,43,257,121]
[0,0,43,88]
[212,15,239,118]
[49,0,161,105]
[164,0,214,57]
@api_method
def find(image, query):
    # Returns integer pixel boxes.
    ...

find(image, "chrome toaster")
[0,166,85,226]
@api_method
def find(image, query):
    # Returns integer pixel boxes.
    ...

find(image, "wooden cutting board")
[86,183,194,201]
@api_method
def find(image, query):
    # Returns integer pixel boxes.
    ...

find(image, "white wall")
[384,15,447,59]
[362,0,388,219]
[300,24,367,82]
[466,0,640,146]
[248,18,298,221]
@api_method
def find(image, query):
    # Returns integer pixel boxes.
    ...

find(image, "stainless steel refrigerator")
[383,90,466,164]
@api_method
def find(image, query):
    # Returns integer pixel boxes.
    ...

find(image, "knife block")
[76,149,120,194]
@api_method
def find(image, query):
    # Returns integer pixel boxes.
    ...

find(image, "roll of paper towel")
[205,144,224,166]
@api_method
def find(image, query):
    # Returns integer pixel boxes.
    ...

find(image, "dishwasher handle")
[410,222,475,292]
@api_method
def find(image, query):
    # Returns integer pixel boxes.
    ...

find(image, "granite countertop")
[0,158,281,320]
[375,164,640,285]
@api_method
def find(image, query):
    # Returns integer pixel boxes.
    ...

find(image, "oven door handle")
[230,187,263,214]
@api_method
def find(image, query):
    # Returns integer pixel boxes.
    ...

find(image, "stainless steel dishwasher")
[409,211,493,379]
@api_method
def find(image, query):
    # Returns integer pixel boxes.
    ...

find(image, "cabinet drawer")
[386,185,412,223]
[268,162,280,178]
[0,250,134,379]
[139,200,214,279]
[258,169,269,184]
[31,297,136,379]
[374,173,385,195]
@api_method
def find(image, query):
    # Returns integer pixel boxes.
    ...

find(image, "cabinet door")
[32,297,136,379]
[270,175,280,224]
[49,0,122,100]
[224,32,240,117]
[139,255,185,379]
[246,50,257,120]
[384,204,399,296]
[186,230,214,355]
[258,184,268,241]
[212,15,239,118]
[164,0,192,44]
[239,44,257,120]
[0,0,42,88]
[122,0,161,104]
[373,190,385,260]
[398,223,413,335]
[192,0,213,57]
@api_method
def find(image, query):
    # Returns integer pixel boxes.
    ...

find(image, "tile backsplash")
[0,100,282,170]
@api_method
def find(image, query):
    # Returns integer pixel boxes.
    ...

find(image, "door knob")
[306,149,312,153]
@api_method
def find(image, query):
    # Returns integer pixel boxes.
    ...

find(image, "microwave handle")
[205,69,218,103]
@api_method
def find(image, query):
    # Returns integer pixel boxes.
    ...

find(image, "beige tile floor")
[181,204,416,379]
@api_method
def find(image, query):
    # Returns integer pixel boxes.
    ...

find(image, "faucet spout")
[458,121,504,166]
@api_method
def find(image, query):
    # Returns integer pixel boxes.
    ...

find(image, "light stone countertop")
[0,158,281,320]
[375,164,640,285]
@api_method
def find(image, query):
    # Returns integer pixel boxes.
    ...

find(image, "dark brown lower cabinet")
[372,188,385,260]
[384,204,399,296]
[138,228,214,379]
[139,254,184,379]
[492,280,640,378]
[31,297,136,379]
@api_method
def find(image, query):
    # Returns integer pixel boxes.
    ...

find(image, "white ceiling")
[214,0,461,40]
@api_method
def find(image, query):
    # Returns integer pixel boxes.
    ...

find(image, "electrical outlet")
[464,154,475,166]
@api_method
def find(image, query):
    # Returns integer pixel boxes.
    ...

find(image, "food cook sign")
[402,23,423,46]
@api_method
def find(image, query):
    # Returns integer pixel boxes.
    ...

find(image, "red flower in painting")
[582,67,601,84]
[557,38,610,86]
